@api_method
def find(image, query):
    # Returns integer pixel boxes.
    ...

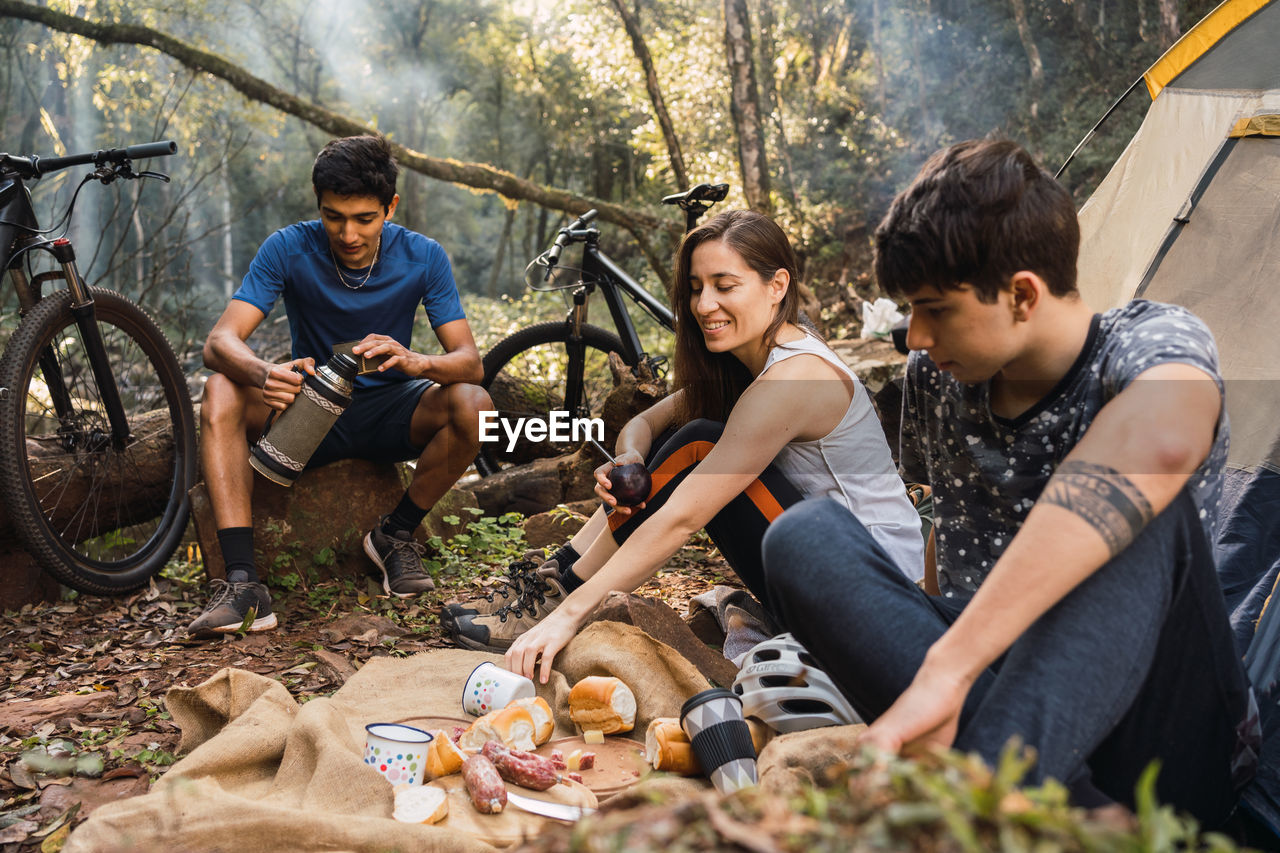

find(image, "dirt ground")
[0,534,735,851]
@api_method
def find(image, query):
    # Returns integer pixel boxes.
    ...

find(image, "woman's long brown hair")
[669,210,801,424]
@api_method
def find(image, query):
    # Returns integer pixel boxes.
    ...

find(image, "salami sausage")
[462,754,506,814]
[480,740,560,791]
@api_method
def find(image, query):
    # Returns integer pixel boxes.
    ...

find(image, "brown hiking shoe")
[443,557,573,622]
[447,574,568,652]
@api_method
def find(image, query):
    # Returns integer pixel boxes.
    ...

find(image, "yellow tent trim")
[1229,114,1280,136]
[1143,0,1273,99]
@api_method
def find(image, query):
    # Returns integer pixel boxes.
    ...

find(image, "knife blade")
[506,790,595,822]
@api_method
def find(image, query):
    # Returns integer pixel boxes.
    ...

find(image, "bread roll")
[424,730,467,777]
[644,718,701,776]
[459,705,537,752]
[568,676,636,735]
[392,784,448,824]
[507,696,554,745]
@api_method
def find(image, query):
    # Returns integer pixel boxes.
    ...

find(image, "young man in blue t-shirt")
[761,139,1258,826]
[188,135,489,638]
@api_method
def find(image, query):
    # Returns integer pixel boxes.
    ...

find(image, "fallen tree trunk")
[1,408,180,541]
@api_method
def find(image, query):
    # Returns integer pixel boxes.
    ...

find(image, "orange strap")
[607,440,787,533]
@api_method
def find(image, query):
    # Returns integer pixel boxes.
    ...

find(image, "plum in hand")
[608,463,652,507]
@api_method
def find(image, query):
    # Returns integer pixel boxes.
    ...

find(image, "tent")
[1074,0,1280,834]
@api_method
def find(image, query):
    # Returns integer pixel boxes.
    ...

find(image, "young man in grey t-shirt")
[761,139,1258,827]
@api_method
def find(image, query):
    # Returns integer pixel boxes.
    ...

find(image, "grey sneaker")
[443,559,546,621]
[187,579,276,638]
[448,574,567,652]
[364,520,435,598]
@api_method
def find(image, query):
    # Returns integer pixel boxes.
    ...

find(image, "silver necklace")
[330,237,380,290]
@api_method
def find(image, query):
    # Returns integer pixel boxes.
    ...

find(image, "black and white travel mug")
[679,687,758,794]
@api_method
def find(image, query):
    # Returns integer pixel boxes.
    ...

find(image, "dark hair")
[873,138,1079,303]
[311,135,399,208]
[669,210,800,423]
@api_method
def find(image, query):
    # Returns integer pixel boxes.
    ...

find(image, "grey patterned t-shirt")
[899,299,1229,601]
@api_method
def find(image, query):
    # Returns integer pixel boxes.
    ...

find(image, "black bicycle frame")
[1,172,132,450]
[576,229,674,363]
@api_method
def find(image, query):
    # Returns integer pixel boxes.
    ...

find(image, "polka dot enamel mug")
[363,723,432,786]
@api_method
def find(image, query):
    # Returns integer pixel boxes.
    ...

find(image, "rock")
[562,499,600,518]
[466,456,564,517]
[827,336,907,395]
[423,488,480,541]
[582,592,739,689]
[0,692,117,731]
[521,506,592,551]
[37,773,150,818]
[318,614,406,645]
[190,459,475,582]
[683,607,726,648]
[310,649,358,685]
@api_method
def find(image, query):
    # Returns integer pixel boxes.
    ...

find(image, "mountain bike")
[476,182,728,475]
[0,141,197,595]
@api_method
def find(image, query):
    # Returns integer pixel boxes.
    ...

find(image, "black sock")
[383,492,428,536]
[217,527,257,584]
[547,542,581,574]
[559,565,586,592]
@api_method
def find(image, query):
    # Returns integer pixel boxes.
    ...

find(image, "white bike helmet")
[732,633,862,733]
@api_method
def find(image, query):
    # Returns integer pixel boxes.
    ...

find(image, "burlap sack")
[65,622,713,852]
[756,724,867,796]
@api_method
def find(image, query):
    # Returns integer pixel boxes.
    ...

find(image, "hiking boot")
[364,519,436,598]
[443,558,550,622]
[186,579,276,639]
[448,574,568,652]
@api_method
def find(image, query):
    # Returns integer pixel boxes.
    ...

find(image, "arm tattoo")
[1039,461,1155,557]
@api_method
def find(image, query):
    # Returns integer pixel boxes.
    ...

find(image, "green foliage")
[540,741,1243,852]
[424,510,526,585]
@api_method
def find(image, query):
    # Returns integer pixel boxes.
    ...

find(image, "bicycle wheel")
[477,321,628,475]
[0,288,197,594]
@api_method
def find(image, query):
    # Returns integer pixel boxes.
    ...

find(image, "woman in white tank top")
[446,211,924,680]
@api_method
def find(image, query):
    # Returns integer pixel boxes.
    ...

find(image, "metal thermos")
[249,353,358,487]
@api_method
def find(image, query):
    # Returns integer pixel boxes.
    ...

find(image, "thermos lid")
[327,352,358,382]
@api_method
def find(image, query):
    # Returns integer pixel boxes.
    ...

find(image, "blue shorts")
[307,379,433,468]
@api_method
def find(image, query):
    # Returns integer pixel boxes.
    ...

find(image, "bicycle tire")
[476,321,629,476]
[0,288,197,594]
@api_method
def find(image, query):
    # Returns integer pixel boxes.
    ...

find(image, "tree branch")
[0,0,681,264]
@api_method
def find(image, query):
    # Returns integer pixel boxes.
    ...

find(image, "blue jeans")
[761,491,1256,826]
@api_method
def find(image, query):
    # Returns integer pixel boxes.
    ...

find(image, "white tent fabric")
[1077,89,1280,312]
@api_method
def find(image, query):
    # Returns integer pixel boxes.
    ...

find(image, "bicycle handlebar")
[0,140,176,179]
[542,208,599,278]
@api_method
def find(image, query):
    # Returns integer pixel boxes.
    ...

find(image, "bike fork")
[49,239,132,449]
[564,287,590,416]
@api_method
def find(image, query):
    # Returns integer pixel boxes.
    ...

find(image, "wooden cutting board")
[535,735,648,797]
[423,774,597,846]
[391,715,473,738]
